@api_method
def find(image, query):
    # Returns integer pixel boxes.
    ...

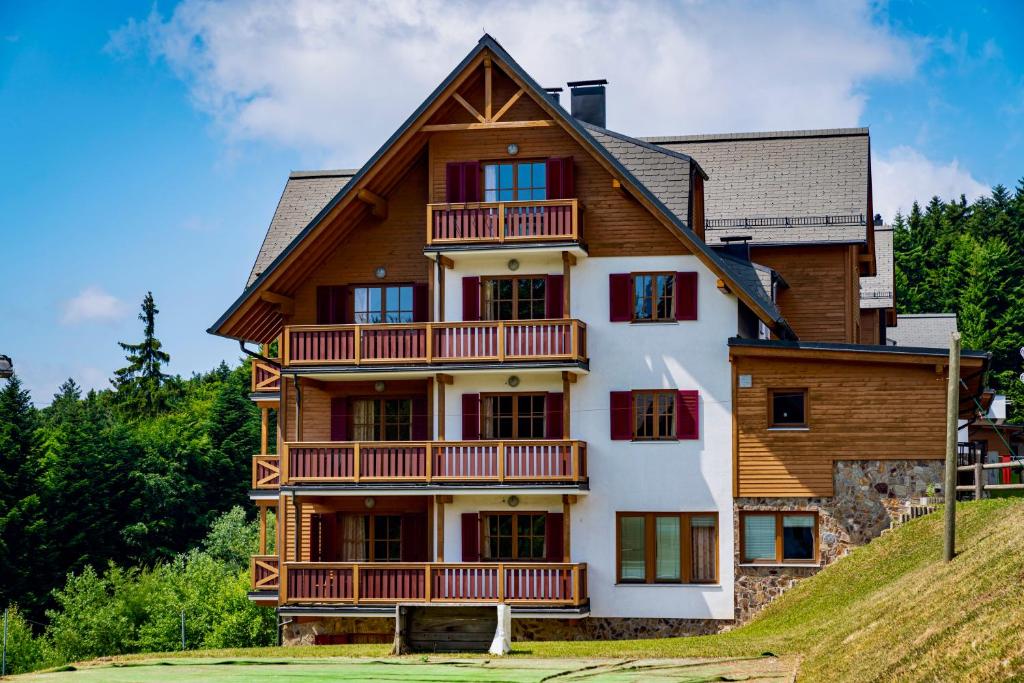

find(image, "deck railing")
[283,320,586,367]
[252,454,282,489]
[426,199,581,246]
[251,359,281,392]
[281,440,586,485]
[281,562,587,606]
[251,555,280,591]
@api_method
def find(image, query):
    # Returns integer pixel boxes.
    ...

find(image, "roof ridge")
[642,127,869,144]
[289,169,361,179]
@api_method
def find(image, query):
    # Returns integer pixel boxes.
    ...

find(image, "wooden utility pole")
[943,331,961,562]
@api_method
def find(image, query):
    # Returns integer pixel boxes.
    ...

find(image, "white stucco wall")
[436,251,737,620]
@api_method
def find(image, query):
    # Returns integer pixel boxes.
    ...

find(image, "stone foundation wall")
[513,617,725,641]
[734,459,944,622]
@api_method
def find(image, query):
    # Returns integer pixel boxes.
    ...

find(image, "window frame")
[342,512,403,562]
[739,511,820,565]
[481,159,548,202]
[351,283,416,324]
[479,392,547,440]
[632,390,677,441]
[630,272,677,323]
[480,275,548,321]
[350,397,414,441]
[480,511,548,561]
[615,511,719,585]
[768,388,809,429]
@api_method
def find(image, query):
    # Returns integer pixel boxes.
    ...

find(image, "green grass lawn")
[14,499,1024,682]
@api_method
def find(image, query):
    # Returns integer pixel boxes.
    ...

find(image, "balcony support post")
[260,407,269,455]
[293,494,302,562]
[562,495,573,562]
[258,504,268,555]
[561,251,575,319]
[562,372,575,439]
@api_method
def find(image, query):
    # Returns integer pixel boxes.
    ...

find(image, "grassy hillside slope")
[27,500,1024,682]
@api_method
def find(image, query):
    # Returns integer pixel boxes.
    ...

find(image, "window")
[352,398,413,441]
[741,511,818,564]
[481,393,546,439]
[482,512,546,561]
[616,512,718,584]
[340,513,402,562]
[769,389,808,428]
[633,273,676,322]
[482,276,546,321]
[483,161,546,201]
[353,285,414,324]
[633,391,676,440]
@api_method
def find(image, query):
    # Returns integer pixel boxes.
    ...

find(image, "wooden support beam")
[421,120,556,133]
[260,291,295,315]
[484,57,493,121]
[611,178,636,202]
[260,407,269,455]
[258,505,267,554]
[561,251,573,319]
[356,189,388,219]
[491,89,524,122]
[562,373,571,439]
[437,254,455,269]
[452,92,486,123]
[562,495,572,562]
[436,373,454,385]
[561,370,577,384]
[436,376,446,440]
[716,278,731,293]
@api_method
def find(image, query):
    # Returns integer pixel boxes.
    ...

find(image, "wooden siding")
[732,352,953,497]
[429,127,689,257]
[752,244,860,343]
[859,309,881,345]
[285,380,429,442]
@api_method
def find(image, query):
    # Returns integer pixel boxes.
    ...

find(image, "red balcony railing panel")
[431,565,500,601]
[289,445,355,480]
[360,327,427,362]
[287,565,354,601]
[359,566,426,601]
[432,443,500,479]
[504,443,572,479]
[289,328,355,363]
[360,445,427,479]
[504,565,574,603]
[432,325,498,360]
[504,323,570,358]
[432,206,499,241]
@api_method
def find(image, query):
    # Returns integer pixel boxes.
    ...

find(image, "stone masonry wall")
[734,459,944,622]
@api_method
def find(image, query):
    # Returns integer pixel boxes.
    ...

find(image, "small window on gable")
[769,389,807,428]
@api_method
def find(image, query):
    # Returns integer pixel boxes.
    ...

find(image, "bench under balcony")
[282,320,587,369]
[427,199,581,248]
[252,440,587,490]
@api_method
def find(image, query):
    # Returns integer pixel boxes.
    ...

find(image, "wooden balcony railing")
[251,359,281,392]
[427,199,580,246]
[252,454,281,489]
[251,554,280,591]
[282,562,587,606]
[283,320,586,367]
[282,440,586,485]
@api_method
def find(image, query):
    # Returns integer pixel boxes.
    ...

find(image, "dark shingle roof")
[247,170,358,286]
[860,225,893,309]
[642,128,870,245]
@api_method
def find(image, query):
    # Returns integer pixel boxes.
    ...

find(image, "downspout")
[239,340,281,368]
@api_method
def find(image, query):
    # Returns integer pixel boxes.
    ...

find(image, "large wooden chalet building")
[210,36,990,644]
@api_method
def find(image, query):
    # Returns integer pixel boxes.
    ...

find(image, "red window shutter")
[609,274,632,322]
[316,285,347,324]
[610,391,632,440]
[316,286,331,324]
[545,157,563,199]
[561,156,574,198]
[545,274,564,318]
[401,513,428,562]
[411,395,428,440]
[330,396,349,441]
[545,392,564,439]
[321,513,339,562]
[677,390,699,439]
[412,282,429,322]
[462,276,480,321]
[462,161,481,202]
[445,162,463,202]
[675,272,698,321]
[545,513,564,561]
[461,512,480,561]
[462,393,480,440]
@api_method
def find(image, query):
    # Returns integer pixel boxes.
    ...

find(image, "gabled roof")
[248,170,357,287]
[887,313,958,348]
[860,225,893,309]
[643,128,870,246]
[210,34,795,341]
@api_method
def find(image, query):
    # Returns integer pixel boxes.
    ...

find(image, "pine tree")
[113,292,171,416]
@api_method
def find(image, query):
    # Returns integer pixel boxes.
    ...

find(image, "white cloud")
[61,286,130,325]
[873,146,990,221]
[109,0,917,165]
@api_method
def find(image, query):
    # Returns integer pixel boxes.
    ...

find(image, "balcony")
[281,562,587,606]
[253,440,587,488]
[426,199,581,247]
[251,359,281,392]
[251,554,280,591]
[282,320,586,368]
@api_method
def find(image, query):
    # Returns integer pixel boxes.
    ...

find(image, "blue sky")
[1,1,1022,403]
